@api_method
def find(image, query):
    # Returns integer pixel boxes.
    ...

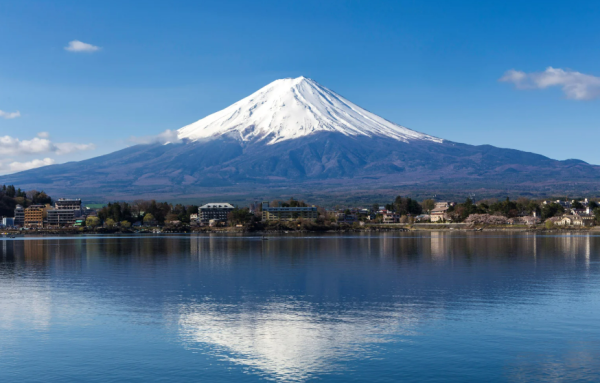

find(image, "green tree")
[86,216,100,228]
[228,208,253,226]
[421,199,436,213]
[120,220,132,228]
[5,185,15,198]
[541,203,564,220]
[143,213,156,225]
[545,220,555,230]
[165,213,179,223]
[393,196,422,215]
[594,208,600,225]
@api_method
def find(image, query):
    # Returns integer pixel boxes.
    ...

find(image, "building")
[382,211,400,223]
[572,207,593,216]
[430,202,452,222]
[47,209,78,227]
[1,217,14,227]
[46,198,83,227]
[548,214,594,227]
[199,203,235,224]
[14,205,24,227]
[24,205,45,228]
[55,198,82,210]
[261,201,318,222]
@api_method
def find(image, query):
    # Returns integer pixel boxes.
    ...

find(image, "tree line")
[96,200,199,227]
[0,185,52,217]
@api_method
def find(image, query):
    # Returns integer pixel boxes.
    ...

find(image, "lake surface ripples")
[1,233,600,382]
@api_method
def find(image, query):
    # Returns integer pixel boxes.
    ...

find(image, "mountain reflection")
[1,233,600,382]
[178,300,419,382]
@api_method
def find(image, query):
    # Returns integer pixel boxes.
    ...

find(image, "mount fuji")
[177,76,442,145]
[2,76,600,201]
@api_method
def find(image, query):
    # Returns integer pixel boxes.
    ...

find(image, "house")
[331,211,357,223]
[571,207,592,216]
[548,214,593,227]
[382,211,400,223]
[199,203,235,225]
[430,202,452,222]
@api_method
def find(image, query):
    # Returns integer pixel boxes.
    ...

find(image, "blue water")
[1,233,600,382]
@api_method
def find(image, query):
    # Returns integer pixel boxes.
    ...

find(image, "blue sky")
[1,0,599,173]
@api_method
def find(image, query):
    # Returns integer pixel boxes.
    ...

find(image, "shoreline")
[3,224,599,237]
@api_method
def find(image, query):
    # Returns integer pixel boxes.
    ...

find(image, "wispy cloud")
[128,129,183,145]
[0,110,20,119]
[500,67,600,100]
[54,143,96,155]
[0,134,95,156]
[64,40,100,53]
[0,158,55,173]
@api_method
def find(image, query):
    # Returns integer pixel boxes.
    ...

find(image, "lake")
[1,233,600,382]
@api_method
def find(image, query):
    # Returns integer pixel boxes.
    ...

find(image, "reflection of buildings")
[430,232,447,259]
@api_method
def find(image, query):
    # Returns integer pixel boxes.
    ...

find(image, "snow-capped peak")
[177,76,443,145]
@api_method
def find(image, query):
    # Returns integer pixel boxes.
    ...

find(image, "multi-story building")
[1,217,14,227]
[261,201,318,222]
[14,205,24,227]
[46,198,84,227]
[47,209,78,227]
[24,205,45,228]
[55,198,82,210]
[199,203,235,224]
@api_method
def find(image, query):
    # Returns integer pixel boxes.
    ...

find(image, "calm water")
[1,233,600,382]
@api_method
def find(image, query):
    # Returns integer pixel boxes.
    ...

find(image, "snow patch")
[178,77,443,145]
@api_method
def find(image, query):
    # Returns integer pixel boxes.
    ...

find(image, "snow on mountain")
[177,76,443,145]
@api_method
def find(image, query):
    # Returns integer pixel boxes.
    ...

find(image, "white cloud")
[500,67,600,100]
[64,40,100,53]
[0,134,95,156]
[54,142,96,155]
[37,132,49,138]
[129,129,183,145]
[0,158,55,173]
[0,110,20,119]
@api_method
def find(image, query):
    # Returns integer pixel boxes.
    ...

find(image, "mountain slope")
[1,77,599,201]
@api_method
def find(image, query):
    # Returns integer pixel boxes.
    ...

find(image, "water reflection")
[178,300,420,382]
[1,233,600,382]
